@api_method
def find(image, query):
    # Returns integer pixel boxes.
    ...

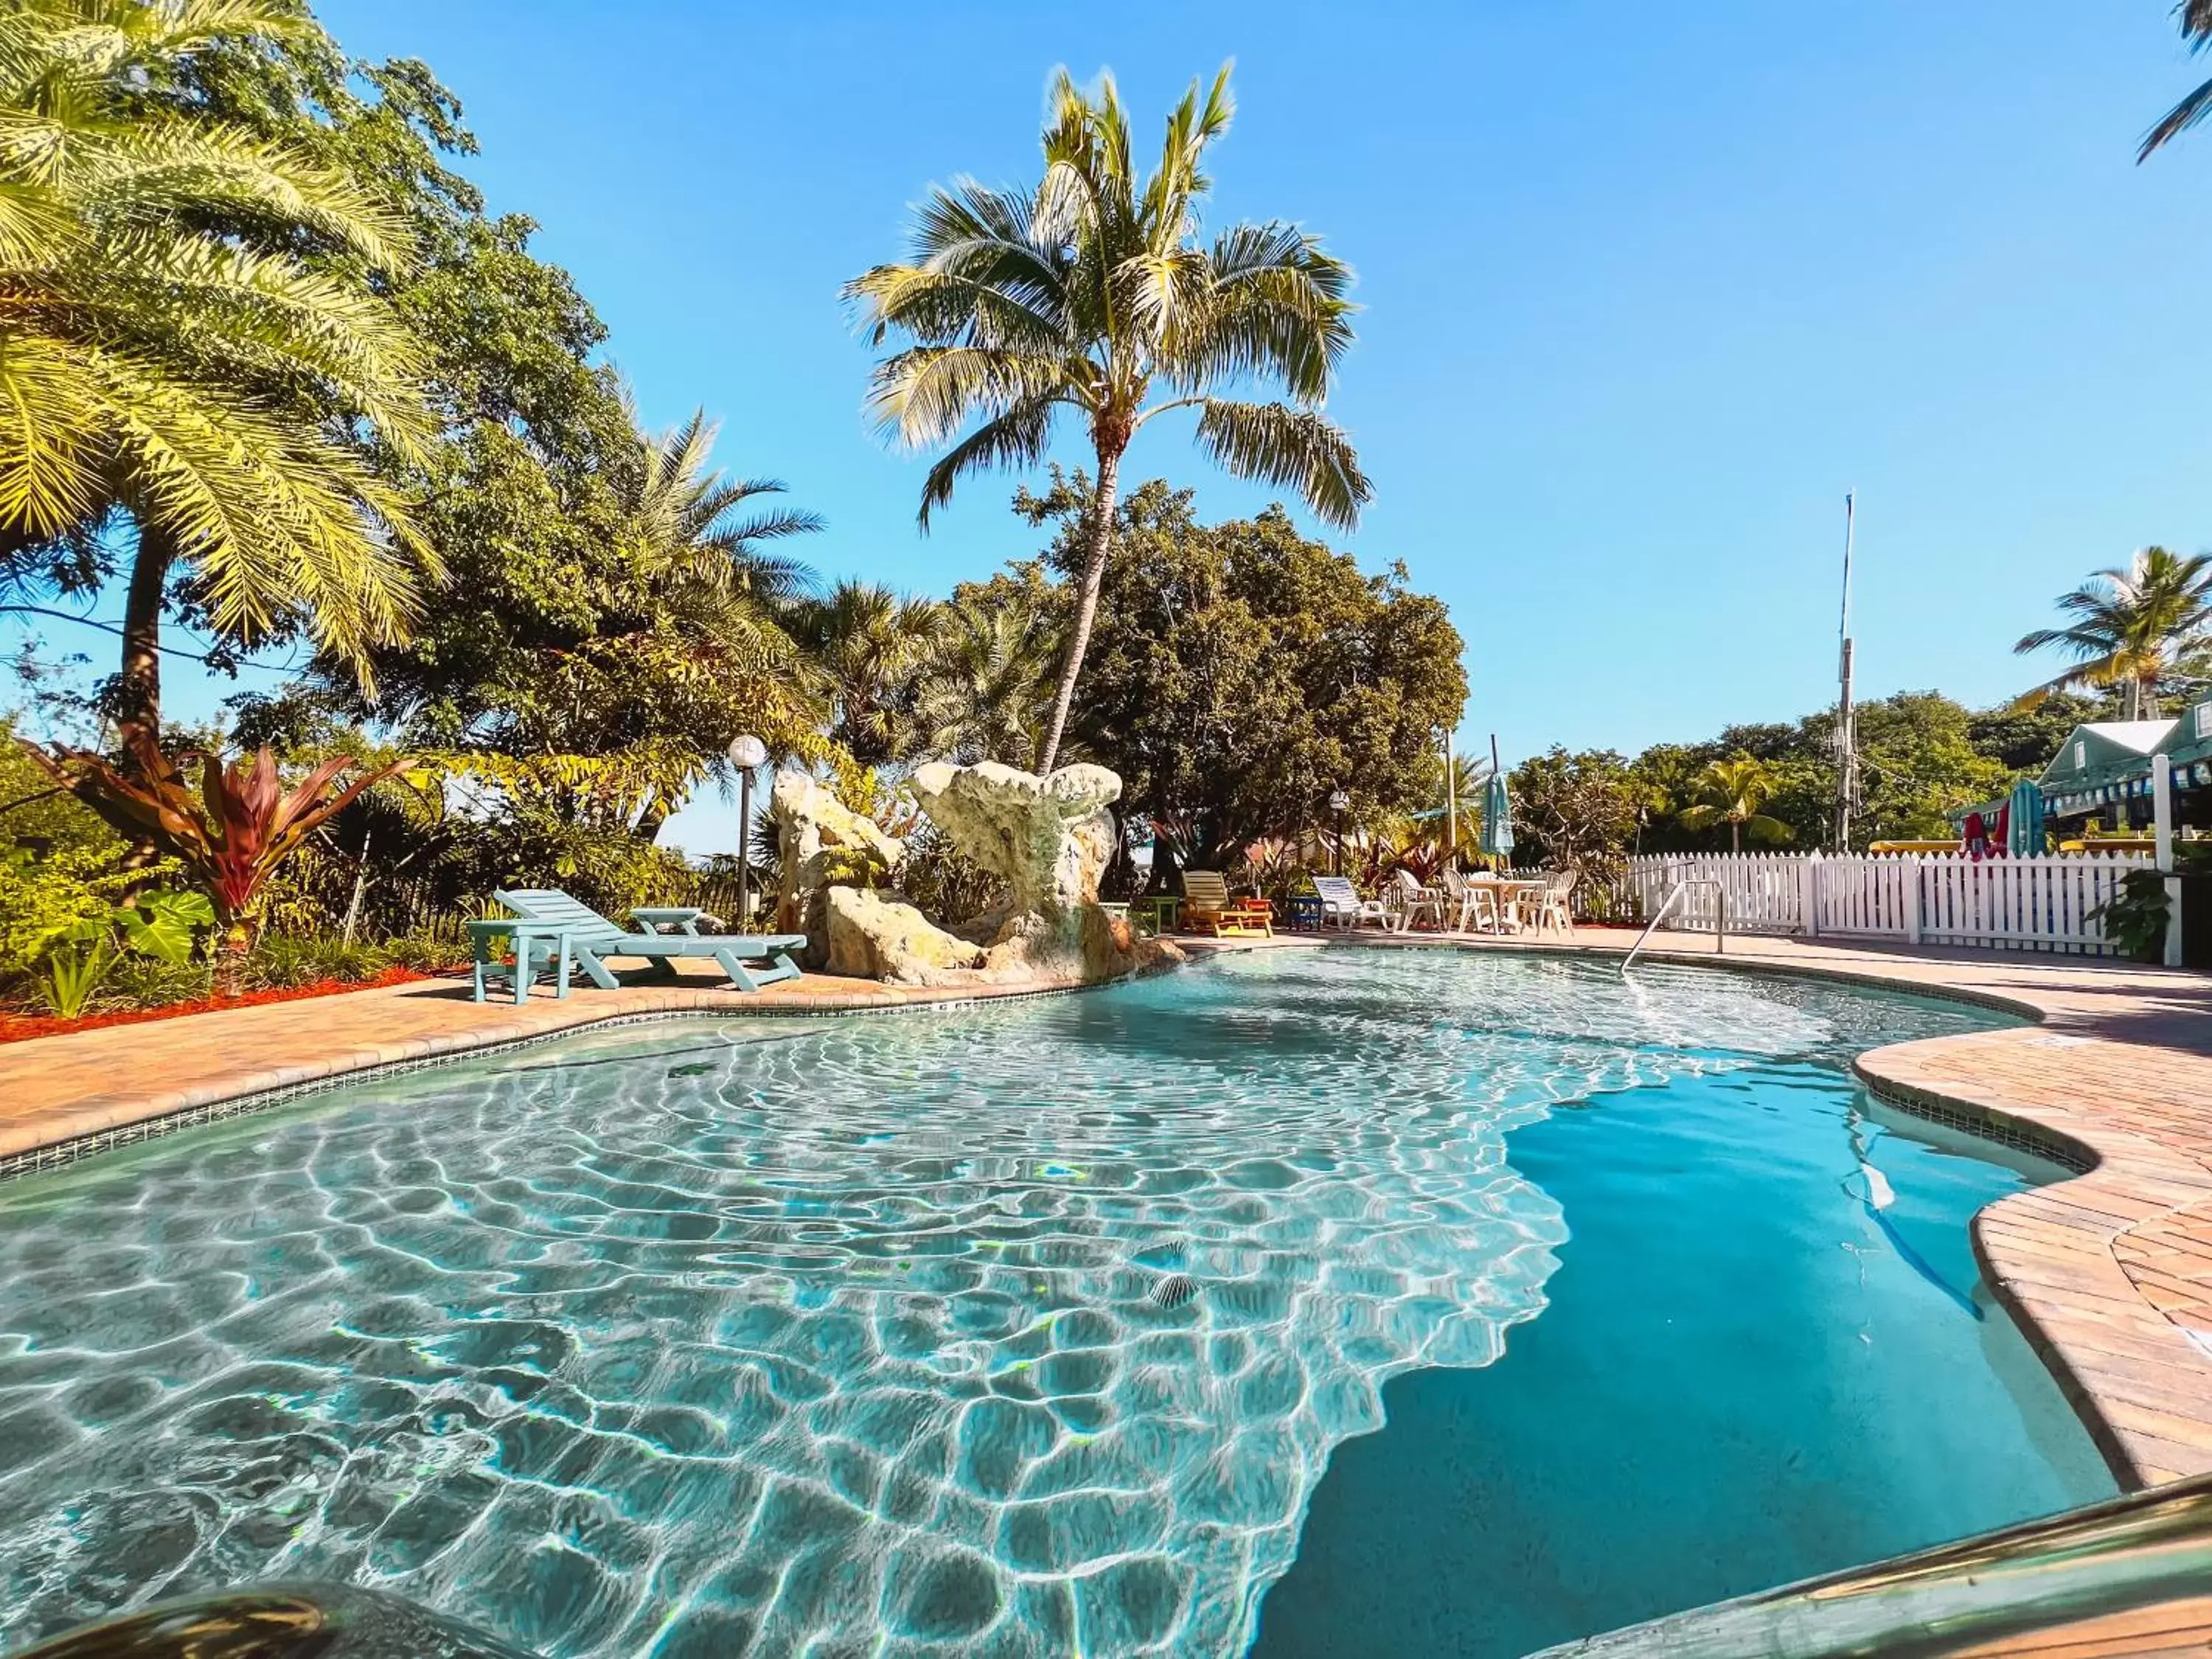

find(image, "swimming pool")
[0,950,2113,1655]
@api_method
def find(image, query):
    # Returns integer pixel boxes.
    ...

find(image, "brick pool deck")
[3,927,2210,1495]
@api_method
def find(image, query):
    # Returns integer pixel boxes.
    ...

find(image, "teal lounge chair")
[493,888,805,993]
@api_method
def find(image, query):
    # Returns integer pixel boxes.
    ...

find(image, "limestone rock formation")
[822,886,984,984]
[775,759,1183,989]
[769,770,904,960]
[908,759,1120,914]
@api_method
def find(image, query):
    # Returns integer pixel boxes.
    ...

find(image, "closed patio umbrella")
[2007,778,2046,858]
[1481,771,1514,861]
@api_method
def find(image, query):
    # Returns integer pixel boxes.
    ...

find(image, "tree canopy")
[1004,474,1464,866]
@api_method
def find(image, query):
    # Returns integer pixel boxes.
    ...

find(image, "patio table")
[1459,877,1546,933]
[468,919,578,1006]
[1130,894,1181,936]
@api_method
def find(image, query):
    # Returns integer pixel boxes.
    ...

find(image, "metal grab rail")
[1528,1470,2212,1657]
[1621,879,1727,973]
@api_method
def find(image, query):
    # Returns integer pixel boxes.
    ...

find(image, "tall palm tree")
[1677,756,1793,854]
[2140,0,2212,159]
[0,0,439,752]
[2012,547,2212,721]
[845,65,1368,773]
[781,580,945,768]
[917,588,1063,766]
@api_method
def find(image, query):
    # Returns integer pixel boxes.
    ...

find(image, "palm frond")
[917,396,1060,529]
[1194,399,1370,529]
[2144,0,2212,159]
[863,344,1082,448]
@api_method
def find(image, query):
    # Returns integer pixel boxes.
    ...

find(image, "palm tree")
[602,404,827,839]
[917,588,1064,765]
[0,0,439,753]
[1677,756,1793,854]
[2140,1,2212,159]
[781,580,945,768]
[844,65,1368,774]
[617,400,824,604]
[2012,547,2212,721]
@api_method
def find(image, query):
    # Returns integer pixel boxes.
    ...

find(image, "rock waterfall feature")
[768,761,1180,987]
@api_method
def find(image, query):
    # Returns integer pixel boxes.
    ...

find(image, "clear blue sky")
[13,2,2211,856]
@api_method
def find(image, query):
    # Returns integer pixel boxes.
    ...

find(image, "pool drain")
[1151,1274,1200,1310]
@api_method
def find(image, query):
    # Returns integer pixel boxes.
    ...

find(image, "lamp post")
[728,734,768,926]
[1329,789,1351,876]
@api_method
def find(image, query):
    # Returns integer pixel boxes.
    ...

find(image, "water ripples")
[0,952,2000,1655]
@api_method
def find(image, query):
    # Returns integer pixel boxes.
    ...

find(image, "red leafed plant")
[20,733,415,996]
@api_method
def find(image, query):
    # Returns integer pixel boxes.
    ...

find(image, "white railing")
[1626,850,2150,956]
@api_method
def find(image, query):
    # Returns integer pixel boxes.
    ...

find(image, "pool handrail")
[1526,1469,2212,1656]
[1621,877,1727,973]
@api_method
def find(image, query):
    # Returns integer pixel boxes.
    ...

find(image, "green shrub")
[33,941,111,1018]
[380,924,472,973]
[2087,869,2170,963]
[103,955,214,1010]
[891,822,1007,922]
[247,934,390,990]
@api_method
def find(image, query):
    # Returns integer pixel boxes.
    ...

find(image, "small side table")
[1131,894,1183,936]
[469,919,577,1005]
[631,906,717,936]
[1286,894,1325,931]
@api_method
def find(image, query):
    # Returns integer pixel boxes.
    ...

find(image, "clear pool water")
[0,950,2113,1656]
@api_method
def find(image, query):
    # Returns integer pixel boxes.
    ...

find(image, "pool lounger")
[493,888,805,993]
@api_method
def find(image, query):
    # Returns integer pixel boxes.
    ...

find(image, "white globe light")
[727,734,768,769]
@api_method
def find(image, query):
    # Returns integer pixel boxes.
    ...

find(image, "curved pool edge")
[4,928,2211,1493]
[1312,932,2212,1492]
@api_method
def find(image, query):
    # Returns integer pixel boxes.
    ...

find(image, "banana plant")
[19,733,417,995]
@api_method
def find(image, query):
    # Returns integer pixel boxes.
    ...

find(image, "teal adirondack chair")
[491,889,805,994]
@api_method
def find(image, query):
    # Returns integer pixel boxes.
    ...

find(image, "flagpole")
[1834,492,1857,852]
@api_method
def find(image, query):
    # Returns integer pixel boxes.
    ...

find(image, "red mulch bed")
[0,964,453,1045]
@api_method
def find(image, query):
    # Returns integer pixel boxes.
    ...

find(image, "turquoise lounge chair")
[492,888,805,994]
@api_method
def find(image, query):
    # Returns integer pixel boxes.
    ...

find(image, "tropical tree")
[917,582,1062,766]
[2012,547,2212,721]
[1507,747,1641,877]
[781,580,944,768]
[844,64,1368,773]
[616,400,822,606]
[0,0,438,752]
[1419,748,1490,863]
[2140,0,2212,159]
[1677,755,1794,853]
[1019,478,1464,866]
[271,396,834,846]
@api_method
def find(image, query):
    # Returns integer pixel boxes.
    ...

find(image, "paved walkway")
[4,925,2211,1492]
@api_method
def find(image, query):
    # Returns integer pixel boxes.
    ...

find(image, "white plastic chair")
[1457,881,1503,934]
[1310,874,1388,930]
[1388,868,1445,933]
[1529,871,1576,936]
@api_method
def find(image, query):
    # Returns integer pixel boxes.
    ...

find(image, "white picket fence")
[1625,851,2150,956]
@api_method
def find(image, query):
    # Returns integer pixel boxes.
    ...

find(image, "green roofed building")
[2038,717,2180,823]
[2160,695,2212,789]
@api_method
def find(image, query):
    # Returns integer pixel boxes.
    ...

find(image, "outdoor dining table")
[1458,876,1547,933]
